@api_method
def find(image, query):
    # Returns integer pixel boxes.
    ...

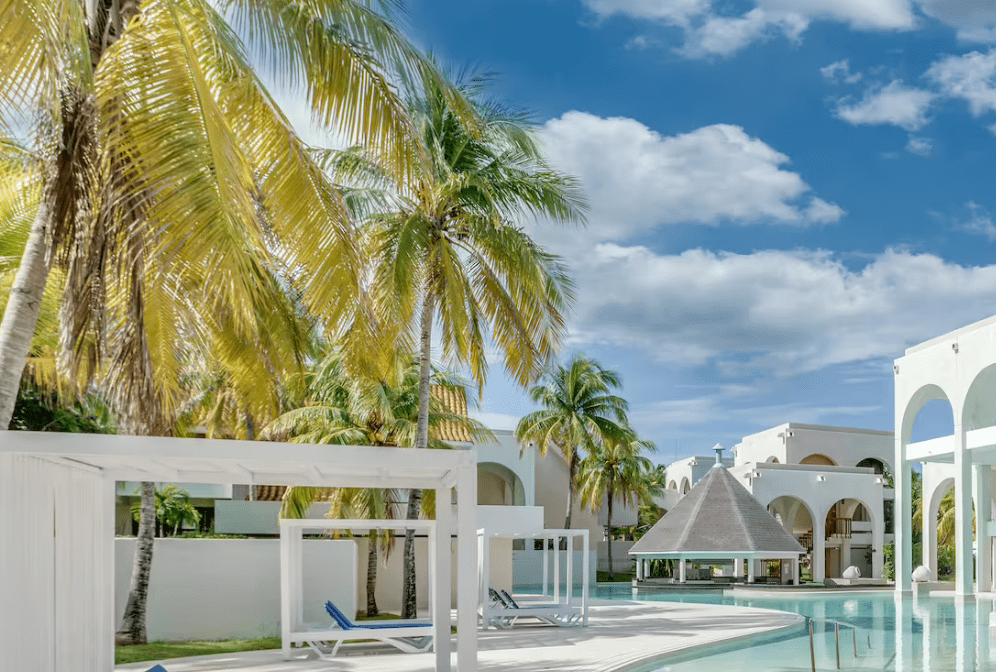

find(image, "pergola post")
[434,486,453,670]
[678,556,686,583]
[457,463,477,671]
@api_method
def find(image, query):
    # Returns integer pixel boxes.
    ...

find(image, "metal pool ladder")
[808,618,870,671]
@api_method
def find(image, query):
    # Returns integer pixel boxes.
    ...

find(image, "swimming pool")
[593,586,996,671]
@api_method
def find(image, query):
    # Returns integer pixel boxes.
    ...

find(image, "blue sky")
[395,0,996,463]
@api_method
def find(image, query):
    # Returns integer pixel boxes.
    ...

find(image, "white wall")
[512,549,597,590]
[735,424,894,473]
[115,538,356,641]
[598,540,635,573]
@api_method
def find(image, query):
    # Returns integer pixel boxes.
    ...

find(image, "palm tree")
[349,68,586,616]
[131,484,201,537]
[0,1,468,646]
[516,354,629,529]
[578,431,656,580]
[269,349,492,616]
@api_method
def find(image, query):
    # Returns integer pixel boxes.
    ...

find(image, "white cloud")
[821,60,864,84]
[538,112,843,244]
[680,9,808,58]
[582,0,710,24]
[958,201,996,240]
[582,0,916,57]
[834,80,936,130]
[925,48,996,116]
[916,1,996,42]
[905,136,933,155]
[568,246,996,374]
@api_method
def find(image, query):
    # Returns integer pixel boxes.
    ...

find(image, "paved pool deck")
[115,598,803,672]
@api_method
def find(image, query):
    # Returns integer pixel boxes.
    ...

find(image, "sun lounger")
[302,600,434,658]
[482,588,582,628]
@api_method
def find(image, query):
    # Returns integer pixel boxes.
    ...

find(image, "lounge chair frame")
[303,601,435,658]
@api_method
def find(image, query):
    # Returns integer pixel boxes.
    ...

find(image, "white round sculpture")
[912,565,932,583]
[842,565,861,580]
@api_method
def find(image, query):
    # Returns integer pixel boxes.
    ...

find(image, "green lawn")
[114,613,412,665]
[115,637,281,665]
[597,571,634,582]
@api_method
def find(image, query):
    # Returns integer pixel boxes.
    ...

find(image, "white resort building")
[663,423,893,582]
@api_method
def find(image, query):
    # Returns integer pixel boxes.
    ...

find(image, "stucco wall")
[735,424,894,473]
[115,538,357,641]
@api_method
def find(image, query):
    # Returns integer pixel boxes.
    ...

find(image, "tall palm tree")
[0,1,468,645]
[345,67,586,616]
[578,431,655,580]
[516,354,629,529]
[269,349,492,616]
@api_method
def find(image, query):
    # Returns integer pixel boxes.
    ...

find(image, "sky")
[367,0,996,465]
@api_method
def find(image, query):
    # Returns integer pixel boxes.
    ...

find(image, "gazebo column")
[735,558,744,580]
[794,557,800,585]
[747,558,755,583]
[635,558,644,581]
[678,556,686,583]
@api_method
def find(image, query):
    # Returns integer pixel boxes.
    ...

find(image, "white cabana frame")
[0,431,478,672]
[478,528,589,628]
[280,518,444,660]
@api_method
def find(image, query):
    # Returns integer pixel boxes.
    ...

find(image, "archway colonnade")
[895,315,996,595]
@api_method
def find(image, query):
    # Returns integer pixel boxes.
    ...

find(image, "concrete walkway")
[116,599,803,672]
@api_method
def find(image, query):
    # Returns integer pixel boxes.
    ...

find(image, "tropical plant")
[516,354,629,529]
[336,66,585,617]
[271,349,492,616]
[578,430,656,580]
[0,0,469,646]
[131,484,201,537]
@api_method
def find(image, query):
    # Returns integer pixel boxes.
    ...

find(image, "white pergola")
[0,431,478,672]
[478,528,590,628]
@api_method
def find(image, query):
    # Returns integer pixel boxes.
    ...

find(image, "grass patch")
[115,637,281,665]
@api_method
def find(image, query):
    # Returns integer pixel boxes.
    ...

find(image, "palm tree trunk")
[403,283,434,619]
[116,481,155,645]
[366,530,379,617]
[606,489,614,581]
[565,447,577,529]
[244,406,257,501]
[0,201,52,428]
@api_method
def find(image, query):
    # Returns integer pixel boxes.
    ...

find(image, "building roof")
[630,464,805,556]
[432,385,473,443]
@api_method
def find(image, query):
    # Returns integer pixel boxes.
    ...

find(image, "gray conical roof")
[630,465,805,555]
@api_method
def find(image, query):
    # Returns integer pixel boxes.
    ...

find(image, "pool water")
[592,586,996,671]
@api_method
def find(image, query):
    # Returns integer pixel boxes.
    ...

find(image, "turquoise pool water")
[592,586,996,671]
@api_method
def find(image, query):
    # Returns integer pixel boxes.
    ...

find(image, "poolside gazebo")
[0,431,478,672]
[631,446,805,584]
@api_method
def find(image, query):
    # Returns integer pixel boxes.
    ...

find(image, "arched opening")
[767,495,815,582]
[824,498,876,578]
[680,477,690,495]
[923,478,975,581]
[477,462,525,506]
[855,458,884,474]
[962,363,996,431]
[766,456,780,463]
[800,454,836,466]
[667,480,677,490]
